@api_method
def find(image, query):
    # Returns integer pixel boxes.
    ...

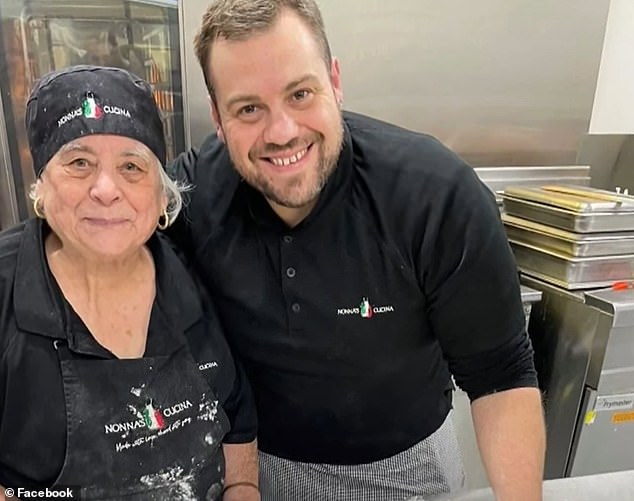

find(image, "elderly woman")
[0,66,259,501]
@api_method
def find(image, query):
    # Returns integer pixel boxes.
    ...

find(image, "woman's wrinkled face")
[35,134,165,261]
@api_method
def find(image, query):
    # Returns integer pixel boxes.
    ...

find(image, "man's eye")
[292,90,310,101]
[239,104,258,115]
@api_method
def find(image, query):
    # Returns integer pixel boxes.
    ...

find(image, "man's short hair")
[194,0,332,100]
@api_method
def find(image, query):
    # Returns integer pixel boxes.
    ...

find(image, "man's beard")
[234,121,344,209]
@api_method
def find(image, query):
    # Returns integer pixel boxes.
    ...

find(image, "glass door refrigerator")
[0,0,184,229]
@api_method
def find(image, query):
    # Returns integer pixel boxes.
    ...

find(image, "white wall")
[589,0,634,133]
[181,0,610,166]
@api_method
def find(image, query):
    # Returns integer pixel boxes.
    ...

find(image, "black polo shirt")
[0,219,257,488]
[167,111,537,464]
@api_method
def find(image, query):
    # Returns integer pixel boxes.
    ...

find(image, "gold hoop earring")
[33,197,45,219]
[157,208,169,230]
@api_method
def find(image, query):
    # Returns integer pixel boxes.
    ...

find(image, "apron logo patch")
[142,401,165,430]
[337,297,395,318]
[102,394,220,454]
[105,399,193,435]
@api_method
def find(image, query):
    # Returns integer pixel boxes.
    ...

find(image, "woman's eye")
[123,162,142,172]
[70,158,89,168]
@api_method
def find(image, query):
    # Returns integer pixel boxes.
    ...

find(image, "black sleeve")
[416,162,537,397]
[182,274,258,444]
[452,331,538,401]
[185,312,258,443]
[219,358,258,444]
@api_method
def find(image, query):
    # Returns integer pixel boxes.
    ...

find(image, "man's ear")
[330,56,344,108]
[208,95,225,143]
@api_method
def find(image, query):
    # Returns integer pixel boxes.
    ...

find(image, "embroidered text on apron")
[52,339,230,500]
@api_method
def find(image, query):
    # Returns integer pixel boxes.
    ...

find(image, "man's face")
[208,10,344,221]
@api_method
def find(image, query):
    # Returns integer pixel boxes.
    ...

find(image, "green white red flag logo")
[142,401,165,430]
[82,94,103,119]
[360,297,373,318]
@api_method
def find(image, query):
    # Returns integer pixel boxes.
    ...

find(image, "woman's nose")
[89,169,122,204]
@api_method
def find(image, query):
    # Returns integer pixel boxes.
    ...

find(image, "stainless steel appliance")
[474,166,591,206]
[524,276,634,478]
[0,0,184,228]
[501,184,634,478]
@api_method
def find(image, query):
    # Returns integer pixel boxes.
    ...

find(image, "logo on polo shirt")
[337,297,395,317]
[57,92,132,127]
[360,297,373,318]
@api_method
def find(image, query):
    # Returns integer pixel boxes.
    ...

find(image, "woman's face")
[36,134,165,261]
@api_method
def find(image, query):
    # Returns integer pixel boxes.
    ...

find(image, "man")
[168,1,545,500]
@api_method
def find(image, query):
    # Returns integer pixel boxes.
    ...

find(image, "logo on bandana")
[82,93,103,119]
[57,92,132,127]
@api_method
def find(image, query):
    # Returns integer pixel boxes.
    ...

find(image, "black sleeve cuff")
[451,330,539,401]
[223,430,258,444]
[220,359,258,442]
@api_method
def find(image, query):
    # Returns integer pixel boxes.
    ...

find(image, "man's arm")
[471,387,545,501]
[222,440,260,501]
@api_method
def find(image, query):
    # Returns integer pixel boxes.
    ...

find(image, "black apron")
[51,337,229,500]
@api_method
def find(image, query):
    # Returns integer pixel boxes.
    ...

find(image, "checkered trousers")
[259,413,465,501]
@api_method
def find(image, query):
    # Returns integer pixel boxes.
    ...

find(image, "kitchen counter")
[420,469,634,501]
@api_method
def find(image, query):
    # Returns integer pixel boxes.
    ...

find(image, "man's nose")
[262,107,299,146]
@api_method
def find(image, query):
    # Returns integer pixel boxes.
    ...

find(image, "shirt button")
[291,303,301,313]
[283,235,293,243]
[286,267,296,278]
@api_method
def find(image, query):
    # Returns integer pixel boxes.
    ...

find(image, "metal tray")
[504,185,634,213]
[503,214,634,257]
[509,240,634,289]
[502,185,634,233]
[503,196,634,233]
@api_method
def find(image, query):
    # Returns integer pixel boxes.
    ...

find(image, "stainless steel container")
[503,185,634,289]
[503,185,634,233]
[503,214,634,257]
[509,241,634,290]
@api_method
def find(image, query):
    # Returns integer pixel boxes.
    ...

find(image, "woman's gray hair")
[158,163,191,227]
